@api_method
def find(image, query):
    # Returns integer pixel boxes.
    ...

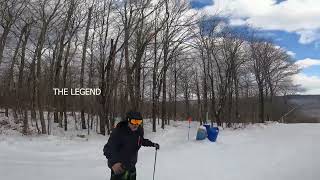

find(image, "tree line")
[0,0,301,135]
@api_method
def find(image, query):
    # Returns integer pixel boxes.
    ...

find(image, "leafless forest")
[0,0,302,135]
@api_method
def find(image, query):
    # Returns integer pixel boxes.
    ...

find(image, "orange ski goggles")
[130,119,143,125]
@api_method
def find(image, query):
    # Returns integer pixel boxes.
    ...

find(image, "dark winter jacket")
[103,121,155,170]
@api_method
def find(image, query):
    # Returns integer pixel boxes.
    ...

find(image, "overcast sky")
[190,0,320,95]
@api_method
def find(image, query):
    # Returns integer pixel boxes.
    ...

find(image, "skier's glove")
[154,143,160,150]
[112,162,124,175]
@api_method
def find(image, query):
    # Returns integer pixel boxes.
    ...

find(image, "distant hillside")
[285,95,320,123]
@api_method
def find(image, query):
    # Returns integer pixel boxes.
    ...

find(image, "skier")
[103,111,160,180]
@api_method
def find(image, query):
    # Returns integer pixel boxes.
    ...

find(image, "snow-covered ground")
[0,120,319,180]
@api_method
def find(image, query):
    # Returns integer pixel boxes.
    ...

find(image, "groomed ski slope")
[0,121,319,180]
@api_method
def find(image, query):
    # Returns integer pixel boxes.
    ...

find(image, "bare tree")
[29,0,62,134]
[52,0,74,127]
[19,20,32,134]
[80,5,93,130]
[0,0,26,66]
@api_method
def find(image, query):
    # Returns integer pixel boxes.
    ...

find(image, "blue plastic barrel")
[196,128,207,140]
[203,124,219,142]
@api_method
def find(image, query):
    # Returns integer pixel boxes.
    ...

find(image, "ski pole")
[188,120,190,140]
[153,148,158,180]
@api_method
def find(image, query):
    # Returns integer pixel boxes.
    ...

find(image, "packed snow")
[0,119,319,180]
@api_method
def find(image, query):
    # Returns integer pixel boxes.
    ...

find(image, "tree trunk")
[5,23,25,117]
[152,16,159,132]
[80,6,92,130]
[62,39,72,131]
[174,58,177,122]
[19,24,31,134]
[258,84,265,123]
[35,23,48,134]
[105,39,117,135]
[234,76,240,123]
[23,109,29,135]
[53,1,75,126]
[209,75,217,126]
[161,0,169,129]
[201,55,208,124]
[0,25,12,66]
